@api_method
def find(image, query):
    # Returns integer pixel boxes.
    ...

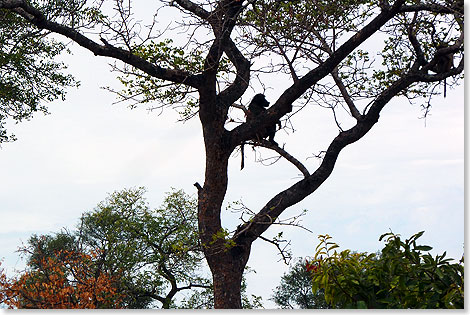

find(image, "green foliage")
[240,0,374,61]
[116,39,232,120]
[26,233,78,270]
[0,0,105,142]
[272,258,329,309]
[206,228,236,250]
[2,0,462,139]
[20,188,204,308]
[20,187,262,309]
[308,232,464,309]
[118,39,200,118]
[243,0,373,33]
[39,0,105,26]
[133,39,205,72]
[370,10,463,99]
[116,39,201,113]
[79,187,204,308]
[0,9,77,142]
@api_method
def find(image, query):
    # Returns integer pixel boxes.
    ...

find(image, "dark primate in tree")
[240,93,282,170]
[431,43,455,97]
[407,11,460,100]
[247,94,282,145]
[432,44,454,74]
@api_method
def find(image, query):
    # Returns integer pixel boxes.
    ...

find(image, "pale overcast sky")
[0,3,465,308]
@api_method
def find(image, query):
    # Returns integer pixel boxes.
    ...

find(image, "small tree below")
[272,258,328,309]
[1,187,263,309]
[0,249,124,309]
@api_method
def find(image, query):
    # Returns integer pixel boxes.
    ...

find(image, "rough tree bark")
[0,0,463,309]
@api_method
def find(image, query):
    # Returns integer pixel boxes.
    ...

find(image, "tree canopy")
[0,9,77,142]
[0,187,263,309]
[0,0,463,308]
[0,246,125,308]
[271,258,329,309]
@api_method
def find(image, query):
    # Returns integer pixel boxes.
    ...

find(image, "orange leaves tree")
[0,248,125,309]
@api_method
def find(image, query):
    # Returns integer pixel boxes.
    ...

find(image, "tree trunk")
[209,248,250,308]
[196,96,251,307]
[198,152,250,308]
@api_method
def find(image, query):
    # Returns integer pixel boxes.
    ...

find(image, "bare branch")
[253,139,310,178]
[331,68,362,120]
[234,61,422,245]
[218,38,251,106]
[230,0,407,147]
[258,235,292,265]
[173,0,211,21]
[406,12,427,67]
[0,0,202,88]
[400,2,463,16]
[231,103,248,115]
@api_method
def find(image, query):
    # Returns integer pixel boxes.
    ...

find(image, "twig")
[259,235,292,264]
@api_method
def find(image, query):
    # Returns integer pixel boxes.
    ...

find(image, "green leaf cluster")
[243,0,372,36]
[240,0,462,112]
[33,0,105,27]
[79,187,204,308]
[207,228,237,250]
[309,231,464,309]
[240,0,373,59]
[370,7,464,100]
[24,187,204,308]
[133,39,204,72]
[116,39,231,119]
[0,10,77,142]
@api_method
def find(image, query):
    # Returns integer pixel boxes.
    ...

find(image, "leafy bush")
[307,231,464,309]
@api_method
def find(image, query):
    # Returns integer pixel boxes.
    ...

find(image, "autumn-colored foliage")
[0,249,125,309]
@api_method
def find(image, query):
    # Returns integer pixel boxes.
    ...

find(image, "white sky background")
[0,2,465,309]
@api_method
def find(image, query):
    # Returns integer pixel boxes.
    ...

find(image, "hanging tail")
[240,143,245,170]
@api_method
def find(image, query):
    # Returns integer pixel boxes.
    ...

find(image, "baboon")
[240,94,282,170]
[431,43,454,97]
[247,94,281,145]
[432,43,454,74]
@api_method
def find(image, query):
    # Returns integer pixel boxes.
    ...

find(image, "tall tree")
[0,0,463,308]
[78,187,208,308]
